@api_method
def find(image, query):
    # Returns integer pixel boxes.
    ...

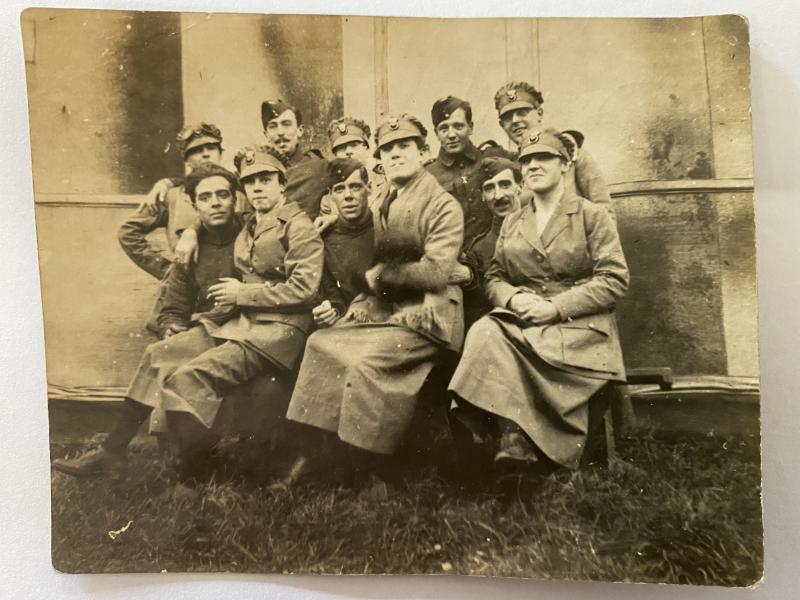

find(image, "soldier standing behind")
[261,99,329,220]
[118,122,228,282]
[493,81,615,221]
[426,96,496,250]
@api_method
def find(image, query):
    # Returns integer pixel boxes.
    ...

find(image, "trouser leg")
[101,399,153,455]
[161,341,270,430]
[166,411,220,463]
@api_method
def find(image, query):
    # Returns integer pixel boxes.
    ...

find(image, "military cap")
[518,128,572,162]
[261,99,303,128]
[374,113,428,150]
[431,96,472,128]
[494,81,544,118]
[234,145,289,180]
[327,117,371,151]
[326,157,367,189]
[476,156,522,187]
[176,122,223,157]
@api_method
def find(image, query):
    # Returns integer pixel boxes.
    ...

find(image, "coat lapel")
[540,194,579,249]
[517,205,546,254]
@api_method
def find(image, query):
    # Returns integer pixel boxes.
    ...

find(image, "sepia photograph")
[23,8,761,585]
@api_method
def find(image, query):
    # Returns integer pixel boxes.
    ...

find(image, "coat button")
[249,266,255,273]
[541,285,548,292]
[536,255,543,262]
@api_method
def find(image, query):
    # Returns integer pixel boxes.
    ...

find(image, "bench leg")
[603,409,616,462]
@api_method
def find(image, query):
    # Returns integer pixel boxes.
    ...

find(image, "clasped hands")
[508,292,560,325]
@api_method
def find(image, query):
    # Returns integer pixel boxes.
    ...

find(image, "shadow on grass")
[50,431,762,586]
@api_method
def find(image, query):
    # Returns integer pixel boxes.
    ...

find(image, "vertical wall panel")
[23,8,183,195]
[539,18,714,184]
[385,18,508,149]
[615,193,727,374]
[342,17,378,129]
[703,15,753,179]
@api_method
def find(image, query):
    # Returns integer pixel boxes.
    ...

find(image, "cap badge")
[244,149,255,165]
[507,89,517,101]
[529,131,540,144]
[338,122,348,134]
[388,117,399,130]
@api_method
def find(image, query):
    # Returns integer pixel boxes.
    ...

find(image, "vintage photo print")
[23,8,761,584]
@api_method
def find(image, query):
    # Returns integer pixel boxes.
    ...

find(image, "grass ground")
[49,427,762,585]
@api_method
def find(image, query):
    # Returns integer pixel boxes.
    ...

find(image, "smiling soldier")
[493,81,615,221]
[426,96,497,250]
[284,113,464,477]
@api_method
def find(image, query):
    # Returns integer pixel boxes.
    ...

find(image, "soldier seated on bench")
[53,152,324,478]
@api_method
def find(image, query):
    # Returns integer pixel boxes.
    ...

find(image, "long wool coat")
[286,169,464,454]
[448,190,629,468]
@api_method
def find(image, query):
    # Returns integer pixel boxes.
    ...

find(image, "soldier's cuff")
[235,284,267,307]
[549,294,576,321]
[493,283,521,309]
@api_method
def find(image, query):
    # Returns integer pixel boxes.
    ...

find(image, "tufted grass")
[50,430,762,585]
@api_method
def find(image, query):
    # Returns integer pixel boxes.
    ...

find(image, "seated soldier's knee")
[464,315,500,344]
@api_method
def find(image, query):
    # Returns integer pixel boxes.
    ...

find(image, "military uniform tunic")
[448,190,629,469]
[319,211,375,316]
[426,141,495,250]
[284,146,329,221]
[126,202,324,431]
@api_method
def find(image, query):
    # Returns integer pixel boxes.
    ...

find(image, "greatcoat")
[286,169,464,454]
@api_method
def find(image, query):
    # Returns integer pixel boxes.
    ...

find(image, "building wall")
[24,11,757,387]
[343,15,756,378]
[180,12,343,169]
[23,9,184,195]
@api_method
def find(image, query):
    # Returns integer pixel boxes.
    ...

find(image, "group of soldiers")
[52,78,624,484]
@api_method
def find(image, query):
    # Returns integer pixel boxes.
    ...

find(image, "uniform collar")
[287,144,323,167]
[248,201,304,236]
[531,189,580,250]
[529,189,579,215]
[437,140,479,167]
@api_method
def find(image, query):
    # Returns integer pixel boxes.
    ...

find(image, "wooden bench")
[581,367,674,467]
